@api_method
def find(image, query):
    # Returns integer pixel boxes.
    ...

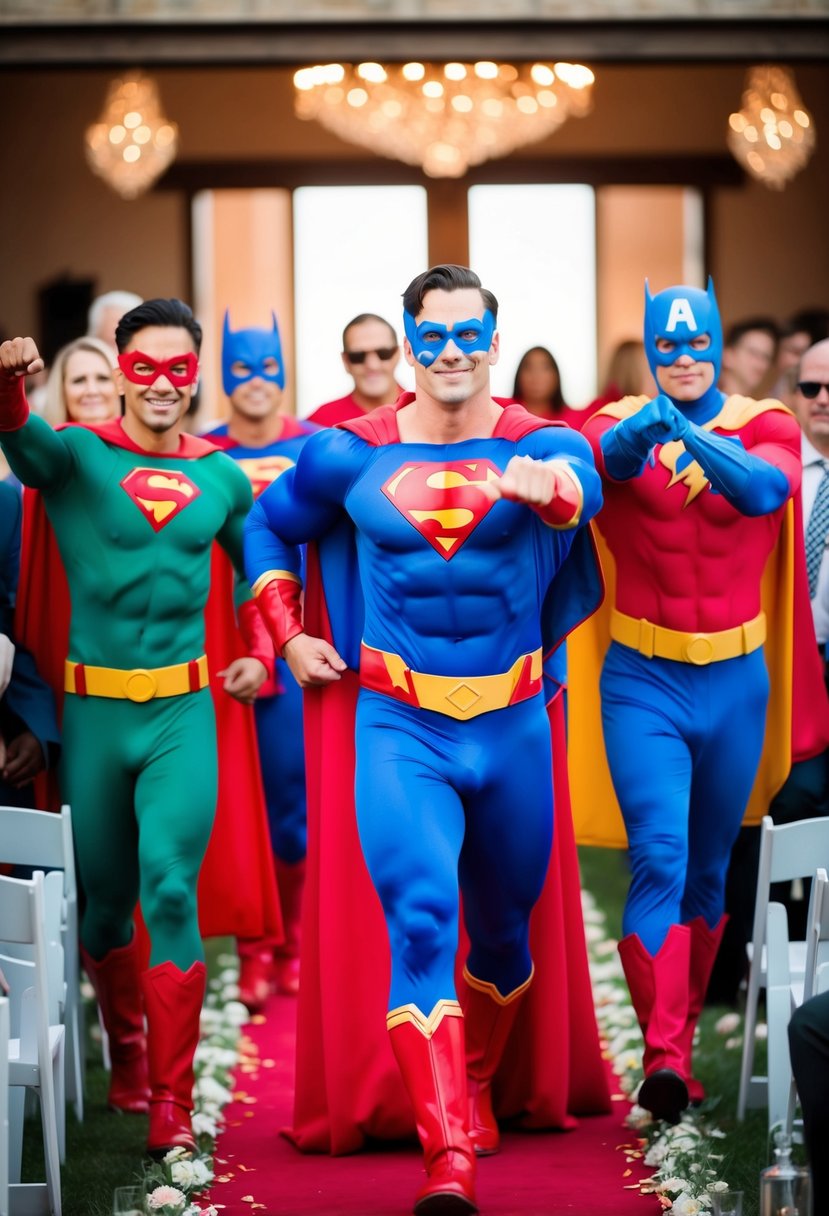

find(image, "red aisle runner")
[207,993,659,1216]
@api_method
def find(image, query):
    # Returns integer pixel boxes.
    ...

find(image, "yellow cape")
[569,394,795,848]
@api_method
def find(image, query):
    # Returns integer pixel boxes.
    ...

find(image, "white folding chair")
[0,872,63,1216]
[737,814,829,1122]
[0,804,83,1122]
[782,868,829,1139]
[0,995,9,1216]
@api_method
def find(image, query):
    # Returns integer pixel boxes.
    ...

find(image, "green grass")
[21,938,233,1216]
[21,861,798,1216]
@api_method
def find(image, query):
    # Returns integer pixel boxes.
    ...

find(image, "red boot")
[272,858,305,996]
[141,960,206,1158]
[618,925,691,1124]
[388,1005,478,1215]
[681,916,728,1105]
[237,938,275,1014]
[460,966,532,1155]
[80,937,150,1114]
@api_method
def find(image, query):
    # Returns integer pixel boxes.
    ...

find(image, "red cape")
[15,424,281,942]
[288,401,611,1153]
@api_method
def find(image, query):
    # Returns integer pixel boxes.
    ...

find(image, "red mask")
[118,351,199,387]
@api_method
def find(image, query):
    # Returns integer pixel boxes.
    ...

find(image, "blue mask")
[222,310,285,396]
[643,277,722,383]
[403,308,496,367]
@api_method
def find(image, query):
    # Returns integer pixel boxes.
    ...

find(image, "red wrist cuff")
[0,375,30,432]
[533,464,583,529]
[238,599,276,671]
[253,575,304,656]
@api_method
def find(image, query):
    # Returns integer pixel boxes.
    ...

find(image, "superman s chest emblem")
[236,455,295,500]
[381,459,501,559]
[120,467,202,531]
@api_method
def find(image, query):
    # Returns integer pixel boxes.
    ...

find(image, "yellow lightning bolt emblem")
[658,440,710,506]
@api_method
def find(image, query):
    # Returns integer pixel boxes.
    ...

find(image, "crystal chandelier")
[85,73,178,200]
[293,61,595,179]
[727,65,815,191]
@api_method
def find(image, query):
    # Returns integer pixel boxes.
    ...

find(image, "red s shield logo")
[236,455,295,499]
[120,467,202,532]
[382,460,501,559]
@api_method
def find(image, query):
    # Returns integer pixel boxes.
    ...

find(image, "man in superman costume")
[246,265,610,1215]
[579,278,826,1125]
[0,299,274,1157]
[206,309,317,1005]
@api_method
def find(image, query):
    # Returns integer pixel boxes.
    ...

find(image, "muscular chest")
[347,446,527,569]
[61,449,229,558]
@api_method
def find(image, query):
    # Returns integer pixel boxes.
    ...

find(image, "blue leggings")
[253,658,307,865]
[600,643,769,955]
[354,691,554,1014]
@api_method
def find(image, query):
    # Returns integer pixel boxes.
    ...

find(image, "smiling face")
[229,361,283,422]
[404,287,499,407]
[654,333,716,402]
[115,325,199,437]
[341,318,400,407]
[63,348,119,424]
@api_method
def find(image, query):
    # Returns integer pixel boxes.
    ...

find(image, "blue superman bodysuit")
[245,400,602,1017]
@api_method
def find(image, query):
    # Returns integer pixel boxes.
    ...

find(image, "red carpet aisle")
[207,992,659,1216]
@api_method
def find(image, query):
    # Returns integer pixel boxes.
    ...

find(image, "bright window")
[468,184,597,407]
[293,185,427,417]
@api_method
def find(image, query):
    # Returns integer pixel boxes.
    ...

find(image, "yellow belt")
[64,655,209,702]
[359,643,543,720]
[609,609,766,666]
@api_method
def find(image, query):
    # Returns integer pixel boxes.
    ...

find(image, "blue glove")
[601,395,687,480]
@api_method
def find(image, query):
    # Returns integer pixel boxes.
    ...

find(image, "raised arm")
[0,338,72,490]
[483,425,603,528]
[674,407,800,516]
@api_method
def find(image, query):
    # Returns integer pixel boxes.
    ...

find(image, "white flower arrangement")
[580,889,739,1213]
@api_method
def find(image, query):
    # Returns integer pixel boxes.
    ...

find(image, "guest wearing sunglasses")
[708,337,829,1005]
[308,313,402,427]
[791,340,829,677]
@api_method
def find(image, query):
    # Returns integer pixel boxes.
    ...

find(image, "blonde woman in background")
[43,336,119,428]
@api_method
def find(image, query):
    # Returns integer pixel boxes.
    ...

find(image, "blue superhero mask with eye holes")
[643,277,722,382]
[403,308,496,366]
[222,310,285,396]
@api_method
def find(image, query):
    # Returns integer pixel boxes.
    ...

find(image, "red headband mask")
[118,351,199,388]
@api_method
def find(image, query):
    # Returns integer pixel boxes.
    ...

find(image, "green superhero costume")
[0,376,269,1155]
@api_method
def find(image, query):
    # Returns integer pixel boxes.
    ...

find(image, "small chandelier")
[727,65,815,191]
[293,60,595,179]
[85,73,178,200]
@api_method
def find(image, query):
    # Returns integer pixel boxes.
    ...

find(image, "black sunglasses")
[797,381,829,399]
[343,347,398,365]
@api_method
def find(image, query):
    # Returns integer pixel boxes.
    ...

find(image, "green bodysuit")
[1,411,254,969]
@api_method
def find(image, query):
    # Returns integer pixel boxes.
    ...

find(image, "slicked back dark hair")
[115,298,202,354]
[402,265,498,323]
[342,313,397,351]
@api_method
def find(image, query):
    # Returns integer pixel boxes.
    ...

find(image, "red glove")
[252,574,304,656]
[0,373,29,432]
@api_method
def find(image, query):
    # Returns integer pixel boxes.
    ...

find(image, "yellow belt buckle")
[683,634,716,666]
[123,668,159,702]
